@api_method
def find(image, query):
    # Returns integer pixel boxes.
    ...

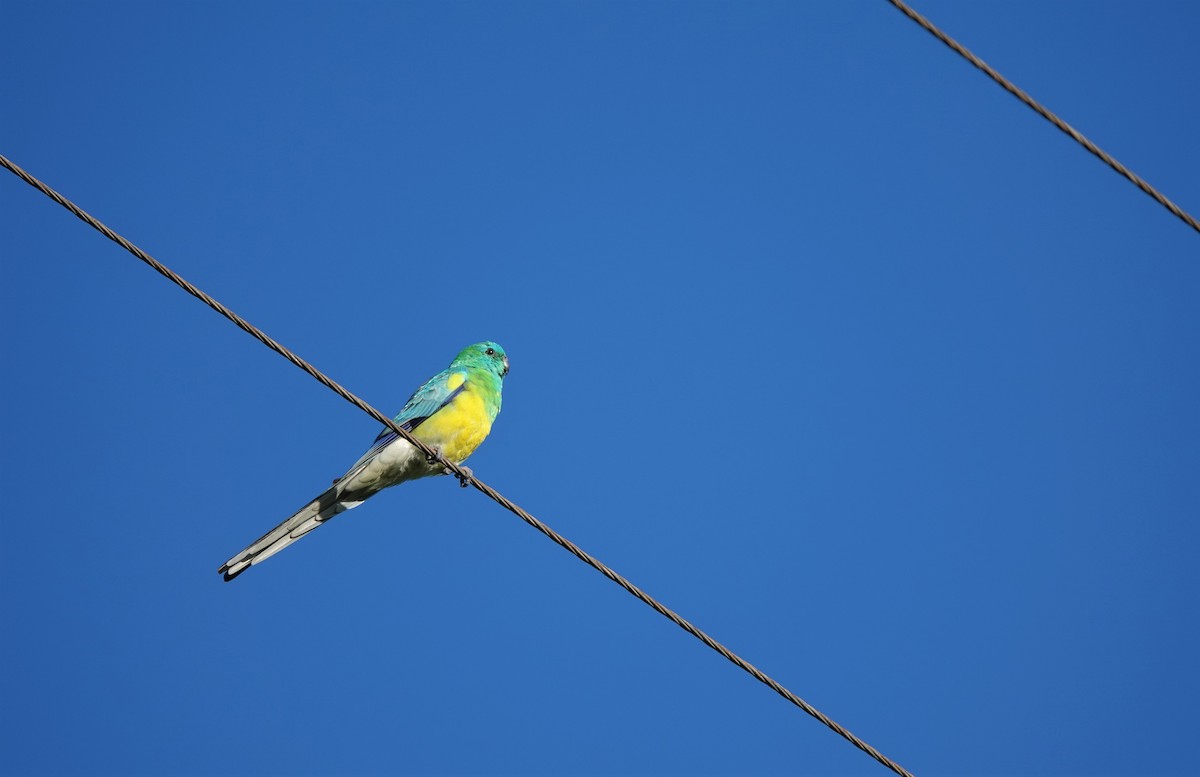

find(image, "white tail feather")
[219,435,429,581]
[219,486,353,581]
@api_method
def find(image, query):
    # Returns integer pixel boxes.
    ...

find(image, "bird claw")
[427,446,472,487]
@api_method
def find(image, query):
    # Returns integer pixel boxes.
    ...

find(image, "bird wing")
[341,367,469,475]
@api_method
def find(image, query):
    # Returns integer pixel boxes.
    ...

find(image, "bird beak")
[502,355,510,376]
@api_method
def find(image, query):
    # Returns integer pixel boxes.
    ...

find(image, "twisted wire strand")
[1,152,915,777]
[886,0,1200,236]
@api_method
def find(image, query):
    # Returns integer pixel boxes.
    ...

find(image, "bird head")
[453,341,509,377]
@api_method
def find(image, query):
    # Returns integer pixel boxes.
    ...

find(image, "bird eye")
[485,347,495,355]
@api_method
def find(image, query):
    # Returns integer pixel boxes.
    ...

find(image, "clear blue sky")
[2,2,1198,775]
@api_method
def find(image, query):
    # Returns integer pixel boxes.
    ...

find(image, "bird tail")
[219,485,357,581]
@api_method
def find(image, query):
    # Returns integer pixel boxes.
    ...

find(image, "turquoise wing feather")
[393,367,465,427]
[349,368,468,467]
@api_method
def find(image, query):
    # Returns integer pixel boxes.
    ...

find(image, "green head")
[452,341,509,377]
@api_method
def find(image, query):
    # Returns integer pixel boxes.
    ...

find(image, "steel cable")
[886,0,1200,235]
[1,151,915,777]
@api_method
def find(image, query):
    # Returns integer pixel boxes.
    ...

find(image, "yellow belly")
[412,389,494,463]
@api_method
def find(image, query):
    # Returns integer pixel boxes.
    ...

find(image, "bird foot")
[426,447,472,487]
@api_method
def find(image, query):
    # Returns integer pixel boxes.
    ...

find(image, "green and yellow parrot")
[219,341,509,581]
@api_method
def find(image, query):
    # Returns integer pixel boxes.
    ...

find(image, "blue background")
[2,2,1198,775]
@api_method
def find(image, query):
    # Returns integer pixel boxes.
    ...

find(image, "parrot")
[219,341,509,581]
